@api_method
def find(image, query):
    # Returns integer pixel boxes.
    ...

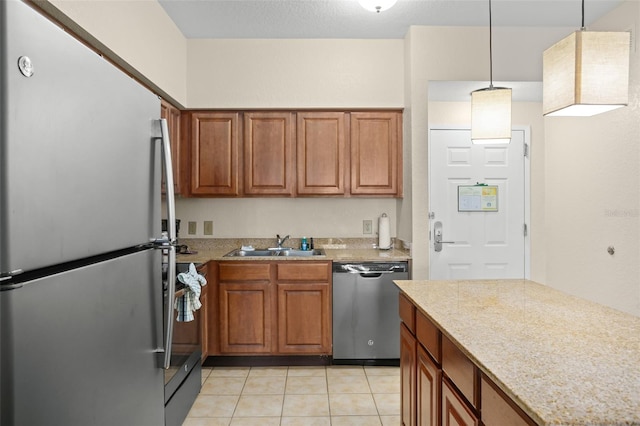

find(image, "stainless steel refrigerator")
[0,1,177,424]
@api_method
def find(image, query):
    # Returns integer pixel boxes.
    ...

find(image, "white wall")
[543,2,640,315]
[46,0,188,106]
[187,39,404,108]
[175,197,397,239]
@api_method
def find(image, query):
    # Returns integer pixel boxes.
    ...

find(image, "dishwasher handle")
[359,272,384,278]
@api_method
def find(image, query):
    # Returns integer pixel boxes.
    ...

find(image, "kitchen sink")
[277,249,325,257]
[224,248,325,257]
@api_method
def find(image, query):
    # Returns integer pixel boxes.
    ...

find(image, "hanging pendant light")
[543,0,630,116]
[471,0,512,144]
[359,0,397,13]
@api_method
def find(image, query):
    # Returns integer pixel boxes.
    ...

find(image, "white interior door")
[429,128,529,279]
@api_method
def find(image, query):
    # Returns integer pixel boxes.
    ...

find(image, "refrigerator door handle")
[159,118,177,369]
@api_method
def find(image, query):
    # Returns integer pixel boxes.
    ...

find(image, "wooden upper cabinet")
[244,112,295,196]
[160,100,182,195]
[190,112,240,196]
[296,112,347,196]
[350,111,402,197]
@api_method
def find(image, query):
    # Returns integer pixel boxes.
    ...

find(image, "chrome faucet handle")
[276,234,290,248]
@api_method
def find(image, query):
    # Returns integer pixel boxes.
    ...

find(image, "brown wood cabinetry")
[160,100,183,194]
[296,112,347,195]
[400,295,536,426]
[218,263,272,354]
[417,345,440,426]
[182,109,402,197]
[442,379,479,426]
[401,323,417,426]
[213,261,331,356]
[189,111,241,196]
[350,111,402,196]
[276,262,331,354]
[243,112,295,196]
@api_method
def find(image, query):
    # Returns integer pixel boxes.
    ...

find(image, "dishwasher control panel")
[332,262,408,274]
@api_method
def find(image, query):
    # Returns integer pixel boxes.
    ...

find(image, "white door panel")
[429,128,528,280]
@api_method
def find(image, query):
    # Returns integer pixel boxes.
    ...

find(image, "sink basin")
[223,248,325,257]
[224,249,274,257]
[278,249,325,257]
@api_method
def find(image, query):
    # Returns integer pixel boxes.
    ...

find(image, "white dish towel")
[175,263,207,322]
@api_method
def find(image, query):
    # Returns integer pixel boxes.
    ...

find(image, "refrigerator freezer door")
[0,0,161,277]
[0,249,164,425]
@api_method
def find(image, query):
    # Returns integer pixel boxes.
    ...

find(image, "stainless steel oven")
[163,261,203,426]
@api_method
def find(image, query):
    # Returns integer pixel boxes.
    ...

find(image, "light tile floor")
[183,365,400,426]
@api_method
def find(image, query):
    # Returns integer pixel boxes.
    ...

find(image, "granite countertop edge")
[394,279,640,426]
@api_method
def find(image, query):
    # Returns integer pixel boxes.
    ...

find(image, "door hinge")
[523,223,528,237]
[524,143,529,158]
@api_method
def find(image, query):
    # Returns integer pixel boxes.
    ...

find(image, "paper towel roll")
[378,213,391,249]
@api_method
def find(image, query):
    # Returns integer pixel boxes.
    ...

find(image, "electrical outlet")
[188,221,197,235]
[363,219,373,234]
[203,221,213,235]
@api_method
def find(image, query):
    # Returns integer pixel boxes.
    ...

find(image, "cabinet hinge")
[428,212,435,220]
[523,223,528,237]
[524,143,529,158]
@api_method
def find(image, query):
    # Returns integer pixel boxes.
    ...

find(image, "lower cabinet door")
[218,282,272,353]
[417,345,440,426]
[400,323,417,426]
[442,379,479,426]
[276,282,331,354]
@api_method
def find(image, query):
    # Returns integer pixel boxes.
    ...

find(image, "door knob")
[433,221,454,252]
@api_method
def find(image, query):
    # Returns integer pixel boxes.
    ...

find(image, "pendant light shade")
[471,87,512,143]
[359,0,397,13]
[471,0,511,144]
[543,30,630,116]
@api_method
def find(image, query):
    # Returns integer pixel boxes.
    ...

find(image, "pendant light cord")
[489,0,494,89]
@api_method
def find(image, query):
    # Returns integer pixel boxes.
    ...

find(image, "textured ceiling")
[158,0,624,39]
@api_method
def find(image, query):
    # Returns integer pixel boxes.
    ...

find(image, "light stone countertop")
[394,279,640,426]
[175,237,411,264]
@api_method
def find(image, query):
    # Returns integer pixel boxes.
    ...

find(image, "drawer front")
[481,374,535,426]
[442,335,478,409]
[277,262,330,281]
[399,292,416,333]
[219,262,271,281]
[416,311,440,364]
[442,378,479,426]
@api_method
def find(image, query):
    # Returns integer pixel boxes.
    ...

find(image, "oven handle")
[163,245,176,369]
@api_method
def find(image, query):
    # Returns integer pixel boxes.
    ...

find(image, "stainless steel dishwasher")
[332,261,409,363]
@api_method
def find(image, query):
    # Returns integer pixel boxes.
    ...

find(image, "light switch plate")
[188,221,197,235]
[363,220,373,234]
[204,221,213,235]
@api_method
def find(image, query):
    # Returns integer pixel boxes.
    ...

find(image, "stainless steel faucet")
[276,234,290,248]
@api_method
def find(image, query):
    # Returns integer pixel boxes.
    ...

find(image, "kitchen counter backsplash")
[179,237,402,252]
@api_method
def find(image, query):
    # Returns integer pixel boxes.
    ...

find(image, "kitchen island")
[395,279,640,425]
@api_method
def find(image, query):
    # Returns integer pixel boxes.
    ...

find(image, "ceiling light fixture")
[543,0,630,116]
[471,0,512,144]
[359,0,397,13]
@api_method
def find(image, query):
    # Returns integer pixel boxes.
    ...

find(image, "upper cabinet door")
[244,112,295,196]
[190,112,240,196]
[350,111,403,197]
[296,112,347,196]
